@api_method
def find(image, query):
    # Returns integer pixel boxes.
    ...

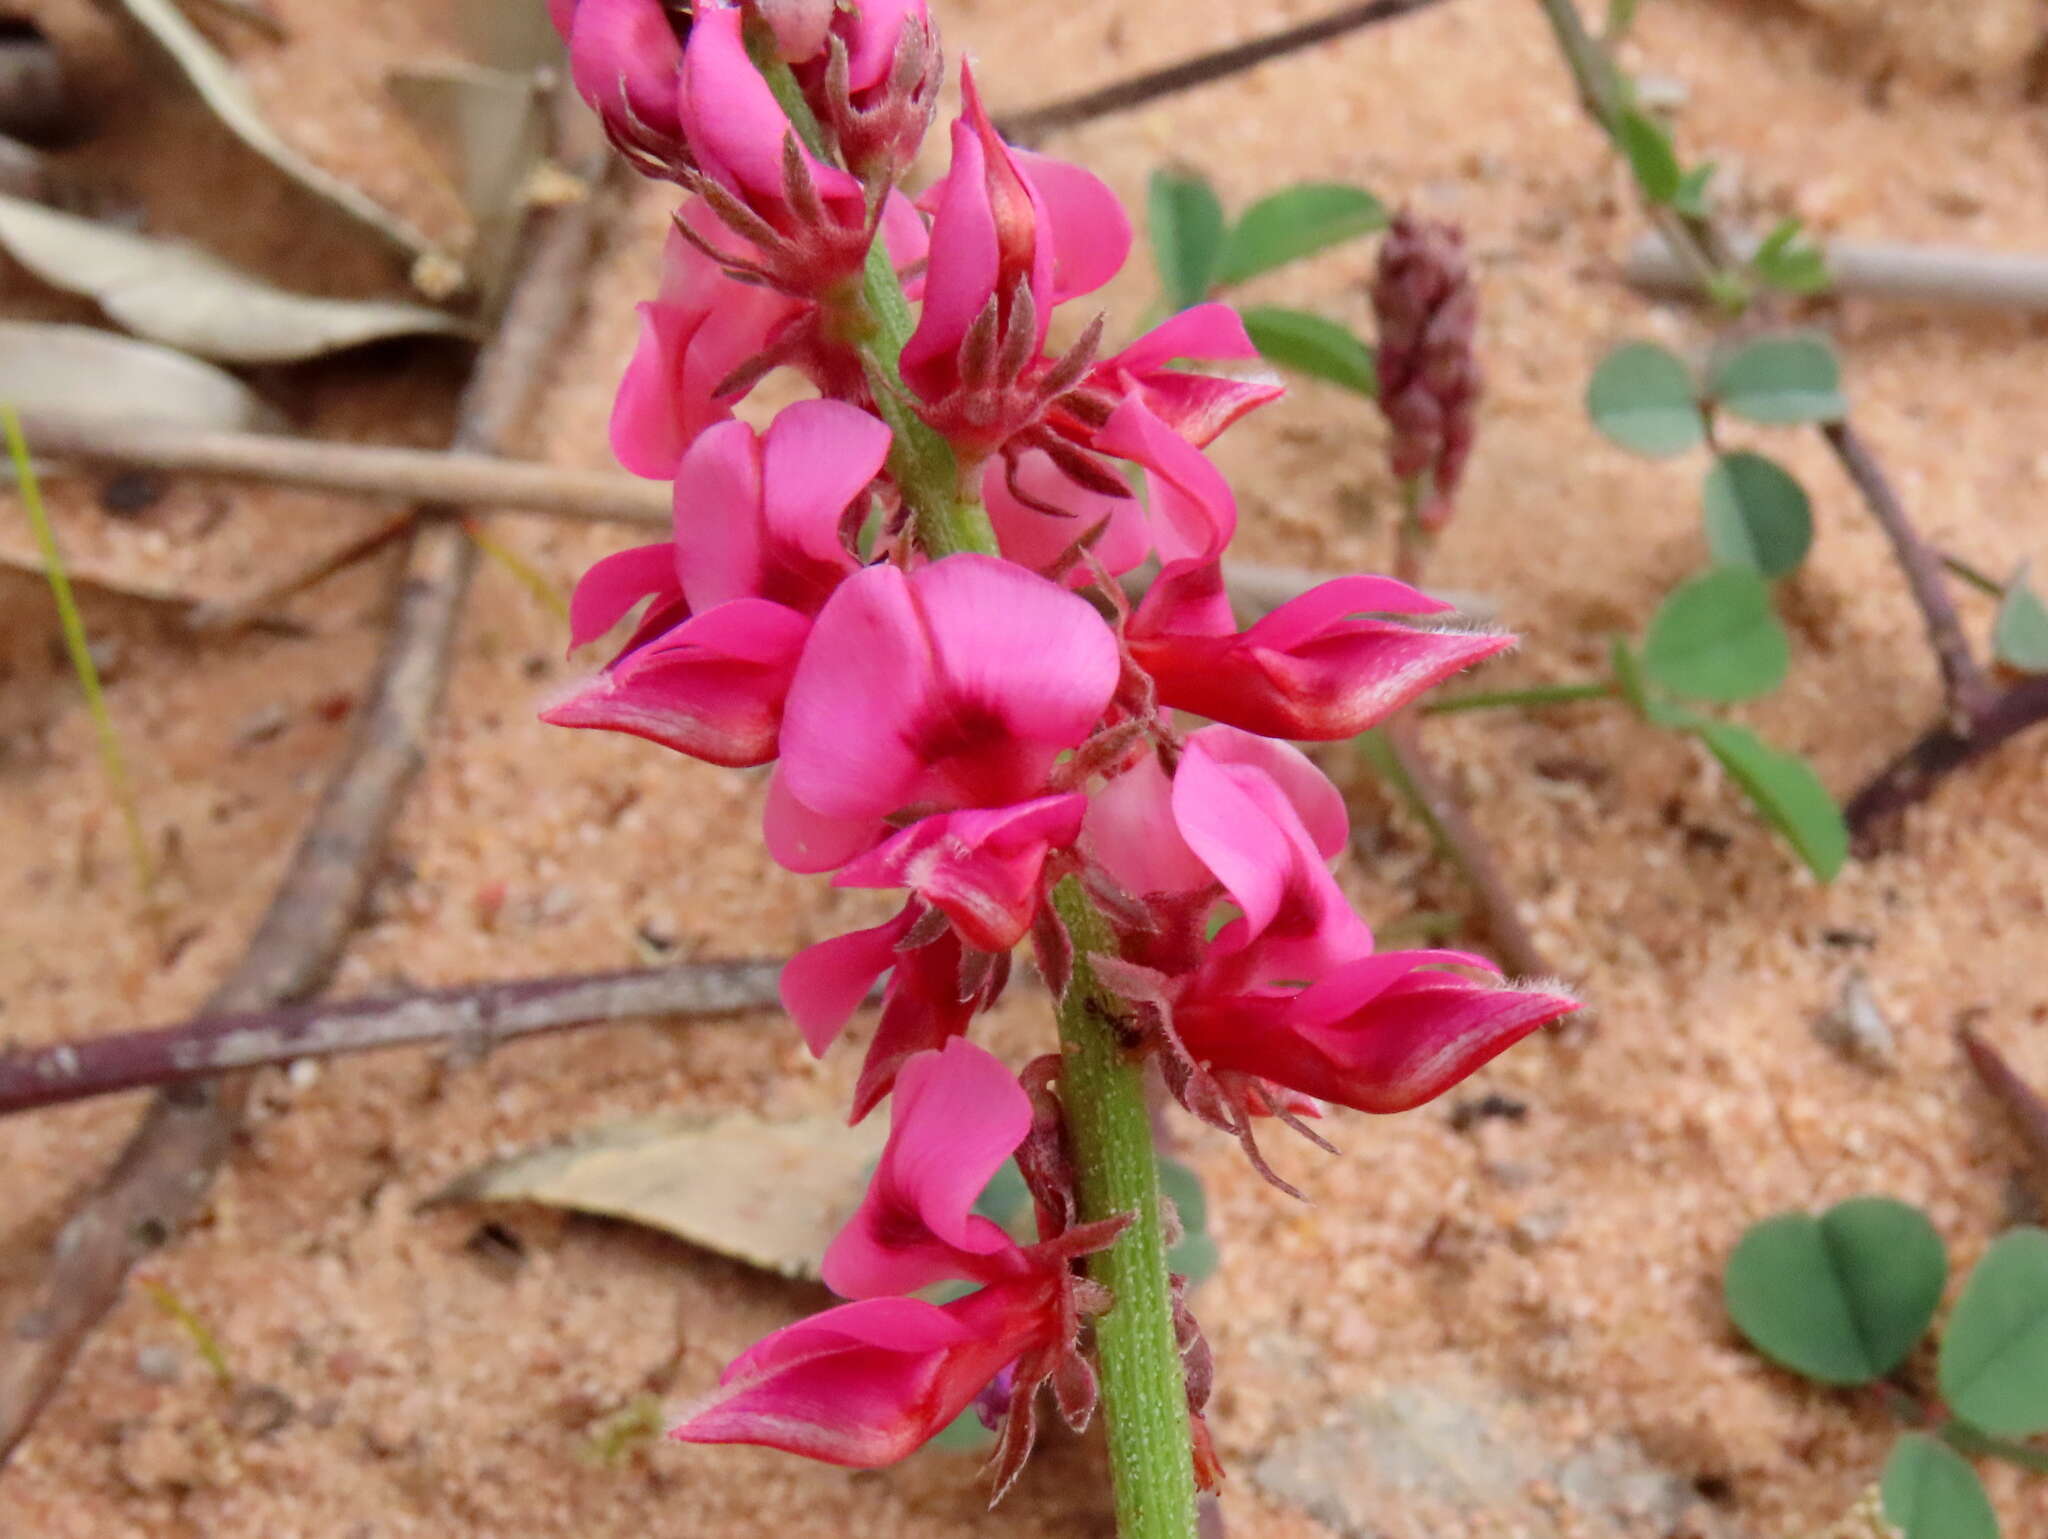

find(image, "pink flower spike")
[1129,561,1512,740]
[1180,955,1578,1115]
[823,1039,1032,1298]
[1095,397,1237,563]
[780,905,920,1056]
[778,555,1120,825]
[671,1291,1038,1468]
[539,598,810,766]
[835,794,1087,953]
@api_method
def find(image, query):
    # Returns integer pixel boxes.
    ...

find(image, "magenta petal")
[901,113,995,388]
[1109,303,1258,374]
[779,904,917,1056]
[610,302,694,478]
[822,1039,1031,1298]
[671,1293,1025,1468]
[1129,557,1237,642]
[1167,740,1295,937]
[566,542,679,652]
[1243,573,1448,651]
[880,187,930,272]
[540,599,809,766]
[762,767,888,874]
[680,8,862,208]
[779,564,935,820]
[1187,726,1350,861]
[1082,753,1211,899]
[759,398,892,571]
[980,452,1149,581]
[834,794,1086,952]
[911,554,1121,748]
[1014,148,1130,303]
[670,419,766,611]
[1096,396,1237,563]
[841,0,927,90]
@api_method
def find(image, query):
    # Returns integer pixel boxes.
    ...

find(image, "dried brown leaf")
[0,194,470,363]
[435,1110,885,1280]
[387,62,548,302]
[0,320,277,429]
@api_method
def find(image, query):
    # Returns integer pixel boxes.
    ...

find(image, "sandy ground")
[3,0,2047,1534]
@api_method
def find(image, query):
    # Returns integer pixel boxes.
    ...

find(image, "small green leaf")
[1586,341,1704,457]
[1881,1435,2000,1539]
[1724,1197,1946,1384]
[1695,722,1849,880]
[1702,451,1814,578]
[1940,1226,2048,1437]
[1157,1156,1219,1282]
[1752,218,1830,296]
[1709,333,1847,424]
[1643,567,1789,702]
[1215,183,1386,287]
[1615,108,1682,204]
[1148,166,1228,312]
[930,1405,995,1450]
[1992,564,2048,674]
[1241,306,1377,397]
[1671,162,1715,219]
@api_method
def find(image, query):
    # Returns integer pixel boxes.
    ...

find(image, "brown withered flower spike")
[1372,211,1481,531]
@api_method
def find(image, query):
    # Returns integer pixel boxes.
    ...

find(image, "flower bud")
[1372,211,1481,531]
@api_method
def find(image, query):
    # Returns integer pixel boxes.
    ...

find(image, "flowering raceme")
[547,0,1576,1506]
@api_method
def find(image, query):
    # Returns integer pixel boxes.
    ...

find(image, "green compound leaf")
[1992,564,2048,674]
[1215,183,1386,287]
[1940,1227,2048,1437]
[1724,1197,1946,1385]
[1881,1435,2000,1539]
[1241,306,1377,397]
[1702,451,1814,578]
[1643,567,1790,702]
[1671,162,1716,219]
[1615,108,1682,204]
[1752,218,1830,296]
[1586,341,1704,457]
[1709,333,1847,425]
[1695,721,1849,881]
[1148,166,1228,313]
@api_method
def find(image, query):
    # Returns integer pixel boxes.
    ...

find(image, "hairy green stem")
[1943,1420,2048,1476]
[1050,878,1198,1539]
[4,406,155,897]
[1424,680,1614,715]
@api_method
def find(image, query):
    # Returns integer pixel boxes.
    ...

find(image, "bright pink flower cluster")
[548,0,1576,1495]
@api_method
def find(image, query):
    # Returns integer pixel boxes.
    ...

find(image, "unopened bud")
[1372,211,1481,530]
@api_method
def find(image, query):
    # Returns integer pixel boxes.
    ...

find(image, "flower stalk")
[1050,877,1200,1539]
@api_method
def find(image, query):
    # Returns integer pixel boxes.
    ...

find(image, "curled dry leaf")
[0,320,277,429]
[0,194,471,363]
[387,63,548,304]
[435,1110,885,1280]
[113,0,450,279]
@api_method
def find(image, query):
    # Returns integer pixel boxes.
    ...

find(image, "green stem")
[1940,552,2006,600]
[1424,680,1615,715]
[1943,1420,2048,1476]
[1049,878,1198,1539]
[4,406,155,897]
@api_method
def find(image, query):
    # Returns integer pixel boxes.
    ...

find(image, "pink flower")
[834,794,1087,953]
[553,0,688,175]
[1083,305,1282,451]
[673,1041,1121,1486]
[901,66,1129,452]
[610,214,807,479]
[779,903,1005,1118]
[771,554,1120,870]
[1128,559,1511,739]
[544,401,888,764]
[1176,949,1578,1115]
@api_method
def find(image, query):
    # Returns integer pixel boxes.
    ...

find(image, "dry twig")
[0,961,786,1117]
[994,0,1453,143]
[1959,1025,2048,1208]
[0,150,618,1467]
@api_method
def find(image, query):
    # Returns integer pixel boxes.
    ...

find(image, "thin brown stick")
[1844,676,2048,851]
[0,961,786,1118]
[1823,421,1992,727]
[1375,715,1553,978]
[1959,1025,2048,1206]
[0,155,617,1468]
[20,415,672,527]
[993,0,1454,144]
